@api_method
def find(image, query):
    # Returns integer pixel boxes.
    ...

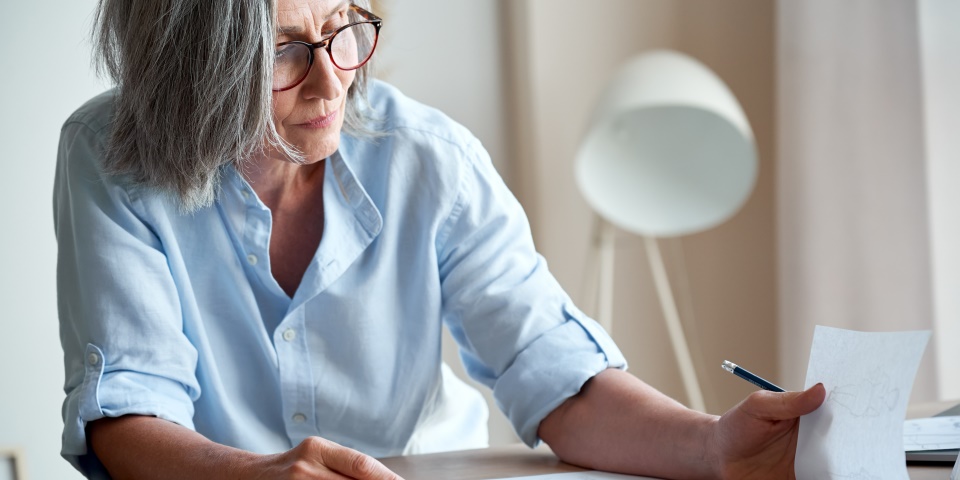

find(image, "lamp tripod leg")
[597,219,615,334]
[584,215,616,334]
[643,235,706,412]
[582,217,601,326]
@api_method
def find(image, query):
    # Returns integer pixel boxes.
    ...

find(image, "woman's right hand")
[256,436,404,480]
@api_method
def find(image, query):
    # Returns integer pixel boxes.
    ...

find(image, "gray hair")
[93,0,376,212]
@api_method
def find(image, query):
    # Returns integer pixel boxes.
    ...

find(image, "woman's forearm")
[89,415,402,480]
[537,369,720,479]
[88,415,265,480]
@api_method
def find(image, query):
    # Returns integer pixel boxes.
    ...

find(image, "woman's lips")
[299,110,338,129]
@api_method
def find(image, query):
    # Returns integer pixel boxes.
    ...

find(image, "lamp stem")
[585,215,617,334]
[597,218,616,335]
[643,236,706,412]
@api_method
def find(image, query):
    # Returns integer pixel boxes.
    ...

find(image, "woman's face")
[270,0,356,164]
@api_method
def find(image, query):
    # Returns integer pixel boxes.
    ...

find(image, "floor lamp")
[575,50,758,412]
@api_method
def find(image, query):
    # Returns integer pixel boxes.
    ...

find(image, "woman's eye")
[275,45,297,63]
[324,22,346,34]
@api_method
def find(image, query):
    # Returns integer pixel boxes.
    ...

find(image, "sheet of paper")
[491,471,657,480]
[795,326,930,480]
[904,416,960,451]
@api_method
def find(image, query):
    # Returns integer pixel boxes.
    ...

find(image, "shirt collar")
[219,145,383,308]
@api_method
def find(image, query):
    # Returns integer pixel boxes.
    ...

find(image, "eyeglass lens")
[273,22,378,91]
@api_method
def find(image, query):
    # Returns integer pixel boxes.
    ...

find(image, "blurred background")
[1,0,957,478]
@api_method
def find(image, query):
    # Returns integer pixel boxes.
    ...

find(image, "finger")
[319,441,403,480]
[741,383,826,421]
[797,382,827,415]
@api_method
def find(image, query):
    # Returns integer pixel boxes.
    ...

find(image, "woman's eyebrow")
[276,1,350,35]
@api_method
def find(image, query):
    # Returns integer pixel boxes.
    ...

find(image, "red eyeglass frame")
[273,3,382,92]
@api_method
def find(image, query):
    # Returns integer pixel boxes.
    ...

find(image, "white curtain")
[777,0,959,401]
[918,0,960,400]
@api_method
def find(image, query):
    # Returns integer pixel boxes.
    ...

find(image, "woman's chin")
[289,132,340,161]
[299,143,338,163]
[261,139,338,164]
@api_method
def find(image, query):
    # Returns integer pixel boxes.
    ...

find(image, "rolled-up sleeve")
[437,139,627,448]
[54,116,200,476]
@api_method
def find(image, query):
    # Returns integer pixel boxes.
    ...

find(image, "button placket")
[240,195,273,294]
[235,172,269,273]
[276,307,318,440]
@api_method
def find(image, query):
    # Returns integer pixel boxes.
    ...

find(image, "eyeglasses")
[273,4,382,92]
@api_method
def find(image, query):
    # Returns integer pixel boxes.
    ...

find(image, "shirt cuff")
[61,343,197,477]
[492,303,627,447]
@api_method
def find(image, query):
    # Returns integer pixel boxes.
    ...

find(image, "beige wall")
[504,0,778,414]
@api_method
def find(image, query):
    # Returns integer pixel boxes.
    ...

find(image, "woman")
[54,0,825,478]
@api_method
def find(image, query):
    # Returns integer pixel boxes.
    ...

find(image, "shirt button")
[247,254,258,266]
[292,413,307,424]
[87,353,100,366]
[241,189,251,200]
[282,329,297,342]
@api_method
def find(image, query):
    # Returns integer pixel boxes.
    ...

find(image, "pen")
[721,360,785,392]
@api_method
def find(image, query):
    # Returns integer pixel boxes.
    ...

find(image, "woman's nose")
[299,51,346,100]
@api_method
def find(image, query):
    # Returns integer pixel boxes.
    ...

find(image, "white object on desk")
[904,415,960,451]
[795,326,930,480]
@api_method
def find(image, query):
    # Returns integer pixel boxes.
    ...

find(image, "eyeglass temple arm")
[350,3,382,23]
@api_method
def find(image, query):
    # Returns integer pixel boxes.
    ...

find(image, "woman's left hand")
[711,383,826,479]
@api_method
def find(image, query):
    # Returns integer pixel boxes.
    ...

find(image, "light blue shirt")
[54,80,626,478]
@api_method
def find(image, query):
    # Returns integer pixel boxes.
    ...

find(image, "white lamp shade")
[575,50,758,237]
